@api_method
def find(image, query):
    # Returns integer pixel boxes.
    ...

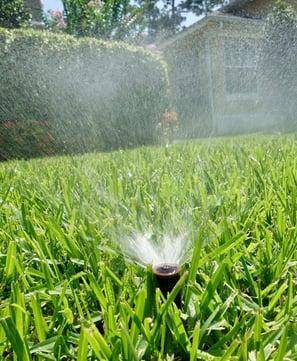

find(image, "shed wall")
[164,30,214,138]
[208,18,269,133]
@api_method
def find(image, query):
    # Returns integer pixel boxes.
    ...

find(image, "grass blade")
[0,317,32,361]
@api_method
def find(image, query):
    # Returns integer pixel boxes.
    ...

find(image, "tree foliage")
[46,0,225,43]
[138,0,185,43]
[61,0,144,40]
[179,0,224,18]
[46,0,188,42]
[0,0,30,28]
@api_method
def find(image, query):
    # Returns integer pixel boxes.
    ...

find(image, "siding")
[164,30,213,138]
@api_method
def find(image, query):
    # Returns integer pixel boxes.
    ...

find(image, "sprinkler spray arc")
[116,232,191,307]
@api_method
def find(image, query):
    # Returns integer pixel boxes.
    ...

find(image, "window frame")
[223,36,259,100]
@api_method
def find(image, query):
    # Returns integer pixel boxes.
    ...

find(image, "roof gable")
[159,14,263,49]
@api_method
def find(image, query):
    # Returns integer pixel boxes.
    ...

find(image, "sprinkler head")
[153,263,180,279]
[153,263,181,306]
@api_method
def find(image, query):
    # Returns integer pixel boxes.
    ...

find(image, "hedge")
[0,28,169,160]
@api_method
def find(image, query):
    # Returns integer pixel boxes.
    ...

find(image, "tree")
[0,0,30,28]
[179,0,224,17]
[261,1,297,130]
[139,0,185,43]
[61,0,144,40]
[59,0,185,43]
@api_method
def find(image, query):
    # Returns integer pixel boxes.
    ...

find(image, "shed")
[161,0,296,136]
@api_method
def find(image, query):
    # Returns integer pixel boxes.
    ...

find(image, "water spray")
[117,232,191,308]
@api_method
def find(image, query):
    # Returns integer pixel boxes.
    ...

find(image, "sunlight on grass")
[0,133,297,359]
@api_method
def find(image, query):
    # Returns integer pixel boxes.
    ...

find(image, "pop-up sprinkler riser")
[153,263,181,306]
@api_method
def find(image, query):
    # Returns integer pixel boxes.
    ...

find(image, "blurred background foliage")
[0,0,296,160]
[0,0,30,28]
[0,28,169,160]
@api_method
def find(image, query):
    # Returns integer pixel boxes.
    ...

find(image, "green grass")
[0,133,297,360]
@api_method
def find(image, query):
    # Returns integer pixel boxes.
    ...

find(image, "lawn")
[0,134,297,360]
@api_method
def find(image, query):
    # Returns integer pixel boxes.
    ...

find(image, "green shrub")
[0,28,169,159]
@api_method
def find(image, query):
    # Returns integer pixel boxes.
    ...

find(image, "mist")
[0,2,296,161]
[163,7,297,139]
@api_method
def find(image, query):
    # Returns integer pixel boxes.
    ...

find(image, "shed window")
[224,38,258,95]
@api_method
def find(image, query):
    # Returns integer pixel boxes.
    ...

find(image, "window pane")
[224,37,258,95]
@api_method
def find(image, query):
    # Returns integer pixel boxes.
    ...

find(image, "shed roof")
[159,13,263,49]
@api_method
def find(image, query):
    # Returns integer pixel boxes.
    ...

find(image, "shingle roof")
[159,13,263,49]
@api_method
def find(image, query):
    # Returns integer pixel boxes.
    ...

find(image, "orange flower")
[162,111,178,126]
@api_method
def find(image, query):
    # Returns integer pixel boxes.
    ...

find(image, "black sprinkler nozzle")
[153,263,181,306]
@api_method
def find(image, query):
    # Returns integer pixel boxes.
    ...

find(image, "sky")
[42,0,199,26]
[43,0,63,12]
